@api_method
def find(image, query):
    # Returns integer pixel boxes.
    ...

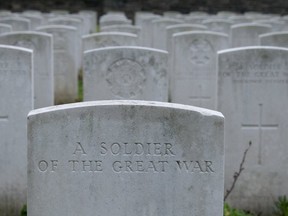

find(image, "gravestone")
[82,32,138,52]
[100,14,132,30]
[171,31,229,109]
[37,25,78,104]
[228,16,251,24]
[152,18,183,50]
[28,100,224,216]
[47,17,83,71]
[0,45,33,216]
[218,47,288,215]
[21,14,43,30]
[202,19,233,35]
[139,15,161,47]
[185,16,208,24]
[0,23,12,34]
[83,46,168,101]
[79,10,97,33]
[0,17,31,31]
[259,31,288,47]
[0,32,54,108]
[254,19,286,32]
[166,24,208,53]
[134,11,154,26]
[230,23,271,47]
[101,25,142,36]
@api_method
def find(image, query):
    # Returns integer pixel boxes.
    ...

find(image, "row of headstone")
[25,45,288,216]
[0,10,97,105]
[1,10,288,216]
[0,10,97,216]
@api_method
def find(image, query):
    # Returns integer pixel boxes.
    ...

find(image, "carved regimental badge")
[189,39,214,65]
[106,59,146,99]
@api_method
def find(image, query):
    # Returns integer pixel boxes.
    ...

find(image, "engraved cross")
[241,103,278,165]
[189,85,211,107]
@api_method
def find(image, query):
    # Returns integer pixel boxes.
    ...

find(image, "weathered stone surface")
[37,25,78,104]
[230,23,272,47]
[0,32,54,108]
[171,31,229,109]
[83,46,168,101]
[0,45,33,216]
[28,100,224,216]
[218,46,288,215]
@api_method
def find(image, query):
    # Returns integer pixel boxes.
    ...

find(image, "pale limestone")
[0,45,33,216]
[0,17,31,31]
[37,25,78,104]
[218,46,288,215]
[28,100,224,216]
[171,31,229,109]
[83,46,168,101]
[230,23,271,47]
[0,32,54,108]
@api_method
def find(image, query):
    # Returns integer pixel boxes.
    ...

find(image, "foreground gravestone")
[0,32,54,108]
[0,45,33,216]
[218,47,288,215]
[83,46,168,101]
[171,31,229,109]
[28,100,224,216]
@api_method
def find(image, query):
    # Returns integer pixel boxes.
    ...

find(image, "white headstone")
[100,14,132,29]
[218,46,288,214]
[21,14,43,30]
[0,23,12,34]
[47,17,83,71]
[166,24,208,54]
[0,45,33,215]
[0,32,54,108]
[202,19,233,34]
[171,31,229,109]
[230,23,271,47]
[28,100,224,216]
[82,32,138,52]
[185,15,208,24]
[0,17,31,31]
[139,15,161,47]
[83,46,168,101]
[101,25,141,36]
[152,18,183,49]
[259,31,288,47]
[79,10,97,33]
[134,11,154,26]
[37,25,78,104]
